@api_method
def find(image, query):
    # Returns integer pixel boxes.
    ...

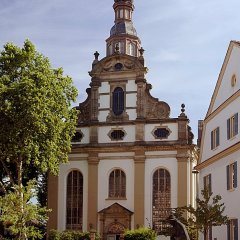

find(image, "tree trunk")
[16,157,27,240]
[204,227,208,240]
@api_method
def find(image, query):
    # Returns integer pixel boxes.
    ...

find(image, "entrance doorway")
[107,234,121,240]
[98,203,133,240]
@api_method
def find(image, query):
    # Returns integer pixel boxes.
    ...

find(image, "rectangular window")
[227,219,238,240]
[211,127,220,150]
[227,113,238,139]
[204,174,212,194]
[227,162,237,190]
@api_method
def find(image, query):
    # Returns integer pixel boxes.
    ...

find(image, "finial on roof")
[181,104,185,113]
[179,103,186,117]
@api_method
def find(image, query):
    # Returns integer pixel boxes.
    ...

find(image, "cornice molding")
[196,141,240,170]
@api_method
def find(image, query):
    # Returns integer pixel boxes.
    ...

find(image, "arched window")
[128,43,135,56]
[109,169,126,198]
[112,87,124,116]
[108,43,113,55]
[152,168,171,231]
[66,170,83,230]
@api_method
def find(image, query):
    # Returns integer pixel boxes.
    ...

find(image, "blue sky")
[1,0,240,140]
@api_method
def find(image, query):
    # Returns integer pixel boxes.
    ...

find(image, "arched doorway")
[107,222,125,240]
[99,203,133,240]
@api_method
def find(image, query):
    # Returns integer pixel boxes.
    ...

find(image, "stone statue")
[168,215,190,240]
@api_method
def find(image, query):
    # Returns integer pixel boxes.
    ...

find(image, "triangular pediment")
[98,203,133,215]
[206,41,240,118]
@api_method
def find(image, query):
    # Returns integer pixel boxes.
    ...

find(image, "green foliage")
[124,227,156,240]
[0,39,78,180]
[174,189,228,239]
[0,180,50,239]
[48,229,95,240]
[0,40,78,239]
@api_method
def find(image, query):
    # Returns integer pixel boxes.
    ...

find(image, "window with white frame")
[227,113,238,140]
[211,127,220,150]
[227,162,237,190]
[227,219,238,240]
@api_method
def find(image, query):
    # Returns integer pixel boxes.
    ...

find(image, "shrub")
[124,227,156,240]
[48,229,96,240]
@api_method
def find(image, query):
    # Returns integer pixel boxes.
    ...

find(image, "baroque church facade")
[48,0,197,238]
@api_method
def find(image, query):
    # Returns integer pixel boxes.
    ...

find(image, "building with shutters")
[47,0,197,239]
[196,41,240,240]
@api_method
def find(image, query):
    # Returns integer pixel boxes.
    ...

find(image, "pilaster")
[178,104,189,143]
[90,78,101,122]
[87,153,100,230]
[135,123,145,141]
[135,78,146,119]
[47,174,58,232]
[134,150,145,227]
[177,149,190,207]
[90,126,98,144]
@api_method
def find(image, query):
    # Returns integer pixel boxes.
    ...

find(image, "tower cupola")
[106,0,141,57]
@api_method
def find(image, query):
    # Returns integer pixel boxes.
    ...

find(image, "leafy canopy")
[174,189,228,239]
[0,39,78,180]
[184,189,228,231]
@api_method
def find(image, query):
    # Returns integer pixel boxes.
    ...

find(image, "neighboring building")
[196,41,240,240]
[47,0,197,238]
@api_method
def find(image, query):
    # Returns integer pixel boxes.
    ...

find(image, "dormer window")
[112,87,124,116]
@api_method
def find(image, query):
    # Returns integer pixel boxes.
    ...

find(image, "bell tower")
[106,0,141,57]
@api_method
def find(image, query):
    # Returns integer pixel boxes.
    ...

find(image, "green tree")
[175,189,228,240]
[0,180,49,239]
[0,40,78,239]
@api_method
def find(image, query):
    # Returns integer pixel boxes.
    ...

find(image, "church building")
[47,0,197,238]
